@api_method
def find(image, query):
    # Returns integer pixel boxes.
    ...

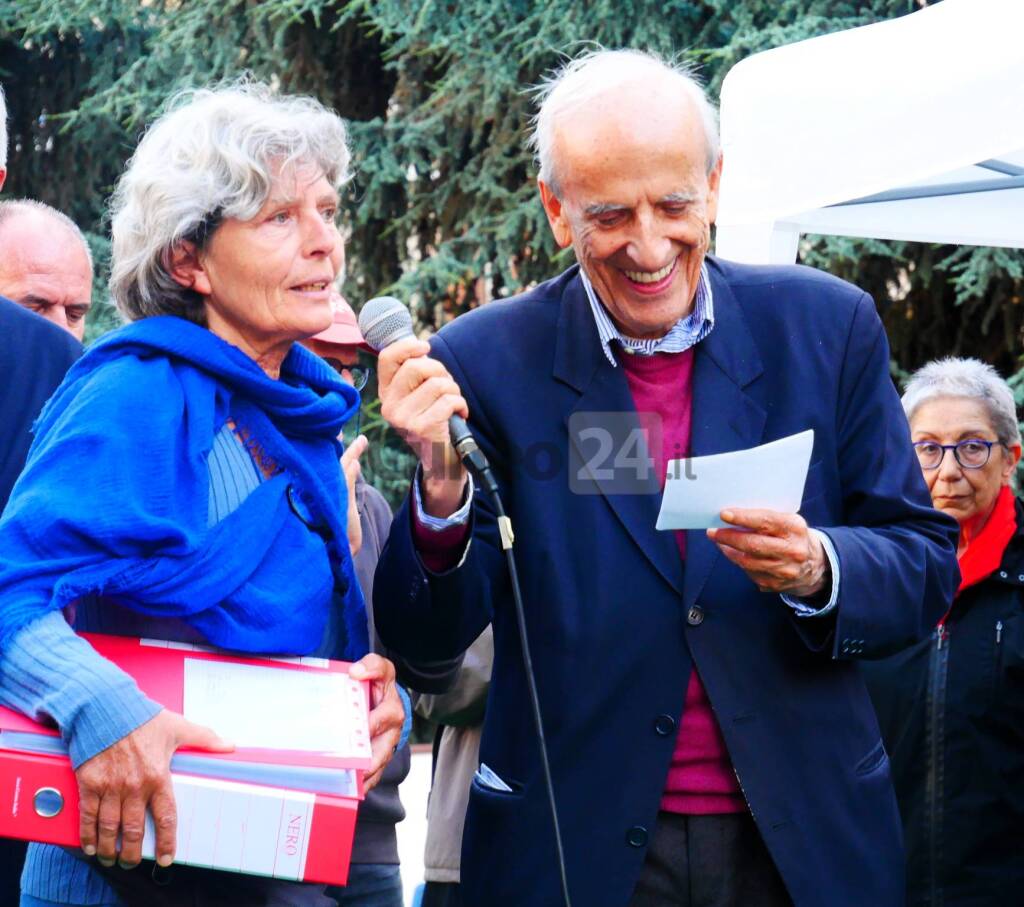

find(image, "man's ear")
[167,241,212,297]
[0,168,6,192]
[706,154,723,225]
[538,179,573,249]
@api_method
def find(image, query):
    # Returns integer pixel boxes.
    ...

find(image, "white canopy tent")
[714,0,1024,265]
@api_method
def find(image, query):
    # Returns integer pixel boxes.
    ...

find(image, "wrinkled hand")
[349,654,404,792]
[75,709,233,869]
[708,508,829,598]
[341,434,368,556]
[377,338,468,518]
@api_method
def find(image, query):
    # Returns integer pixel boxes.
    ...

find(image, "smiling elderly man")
[373,49,959,907]
[0,199,93,341]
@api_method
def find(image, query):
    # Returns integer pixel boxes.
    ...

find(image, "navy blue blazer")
[0,296,81,512]
[375,258,960,906]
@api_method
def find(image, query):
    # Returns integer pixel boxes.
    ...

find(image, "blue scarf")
[0,316,369,660]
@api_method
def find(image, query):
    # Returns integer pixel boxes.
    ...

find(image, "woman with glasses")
[863,356,1024,907]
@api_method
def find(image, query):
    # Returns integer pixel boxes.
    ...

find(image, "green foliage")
[3,0,1024,506]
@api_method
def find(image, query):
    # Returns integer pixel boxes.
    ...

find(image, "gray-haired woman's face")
[183,164,344,356]
[910,396,1020,535]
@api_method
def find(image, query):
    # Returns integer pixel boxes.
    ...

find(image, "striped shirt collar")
[579,263,715,366]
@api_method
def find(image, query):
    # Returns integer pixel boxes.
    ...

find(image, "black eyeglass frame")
[913,438,1007,470]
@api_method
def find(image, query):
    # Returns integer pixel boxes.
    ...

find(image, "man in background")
[416,626,492,907]
[0,199,93,341]
[303,296,412,907]
[0,85,82,900]
[0,299,80,512]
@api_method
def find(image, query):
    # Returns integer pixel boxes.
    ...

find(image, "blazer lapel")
[554,270,684,596]
[683,264,767,611]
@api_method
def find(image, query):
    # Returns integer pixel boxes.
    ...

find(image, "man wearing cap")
[302,296,412,907]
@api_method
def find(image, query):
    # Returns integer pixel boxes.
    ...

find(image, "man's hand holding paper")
[708,509,830,598]
[657,429,831,600]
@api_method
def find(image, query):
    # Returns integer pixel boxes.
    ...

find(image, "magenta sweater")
[619,348,746,815]
[413,347,746,814]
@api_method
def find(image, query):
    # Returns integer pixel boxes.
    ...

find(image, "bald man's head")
[0,200,93,340]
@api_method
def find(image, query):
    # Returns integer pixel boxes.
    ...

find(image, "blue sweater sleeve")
[0,610,161,767]
[0,426,260,769]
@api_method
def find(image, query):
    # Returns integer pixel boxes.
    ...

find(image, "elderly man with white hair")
[373,48,960,907]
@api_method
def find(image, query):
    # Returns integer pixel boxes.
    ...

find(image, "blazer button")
[654,715,676,736]
[687,605,704,626]
[626,826,648,848]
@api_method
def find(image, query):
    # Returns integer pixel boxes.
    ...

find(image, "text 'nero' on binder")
[0,633,373,885]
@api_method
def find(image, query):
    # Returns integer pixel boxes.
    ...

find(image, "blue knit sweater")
[13,425,267,903]
[11,416,400,903]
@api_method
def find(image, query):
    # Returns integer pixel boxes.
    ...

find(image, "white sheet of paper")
[183,659,362,755]
[656,429,814,530]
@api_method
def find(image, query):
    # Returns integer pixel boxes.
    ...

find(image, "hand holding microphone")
[361,297,569,906]
[360,297,470,519]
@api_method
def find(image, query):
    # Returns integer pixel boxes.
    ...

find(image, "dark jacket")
[0,296,81,512]
[350,476,410,864]
[0,298,79,907]
[863,498,1024,907]
[374,260,960,907]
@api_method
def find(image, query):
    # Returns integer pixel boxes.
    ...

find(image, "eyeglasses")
[913,438,1005,470]
[348,366,371,392]
[323,360,371,392]
[324,361,373,441]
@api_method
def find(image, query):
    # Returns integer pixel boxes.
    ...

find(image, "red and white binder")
[0,634,373,885]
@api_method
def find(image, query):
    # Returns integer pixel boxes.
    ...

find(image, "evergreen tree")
[3,0,1021,501]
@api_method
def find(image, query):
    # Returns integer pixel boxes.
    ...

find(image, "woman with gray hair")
[863,356,1024,906]
[0,82,404,906]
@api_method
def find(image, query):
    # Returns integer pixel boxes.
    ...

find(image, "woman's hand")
[349,654,405,791]
[341,434,369,556]
[75,709,233,869]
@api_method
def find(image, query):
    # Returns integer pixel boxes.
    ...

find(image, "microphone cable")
[357,296,572,904]
[455,435,573,907]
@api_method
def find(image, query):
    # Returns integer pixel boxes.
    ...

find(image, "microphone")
[359,297,572,905]
[357,296,498,496]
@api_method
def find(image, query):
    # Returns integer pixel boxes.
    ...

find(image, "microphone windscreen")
[358,296,415,352]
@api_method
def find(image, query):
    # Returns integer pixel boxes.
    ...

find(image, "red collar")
[957,485,1018,597]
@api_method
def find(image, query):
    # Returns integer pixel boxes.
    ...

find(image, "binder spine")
[0,752,356,883]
